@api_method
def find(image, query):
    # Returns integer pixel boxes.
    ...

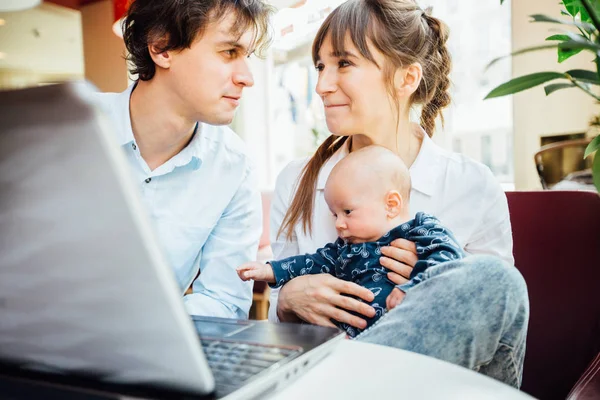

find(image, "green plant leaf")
[485,72,565,99]
[559,47,584,62]
[564,0,589,19]
[567,69,600,84]
[546,34,587,61]
[585,135,600,157]
[593,149,600,192]
[529,13,596,32]
[546,34,571,41]
[580,0,600,32]
[563,0,600,21]
[558,39,600,54]
[486,44,558,70]
[544,82,576,95]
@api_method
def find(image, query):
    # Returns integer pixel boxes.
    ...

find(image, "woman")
[268,0,529,388]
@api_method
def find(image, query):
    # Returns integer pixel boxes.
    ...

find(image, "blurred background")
[0,0,597,191]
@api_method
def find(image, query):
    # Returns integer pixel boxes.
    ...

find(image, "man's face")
[165,11,256,125]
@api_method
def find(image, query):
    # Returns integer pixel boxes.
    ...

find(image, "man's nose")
[233,58,254,88]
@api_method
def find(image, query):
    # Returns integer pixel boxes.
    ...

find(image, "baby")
[238,145,465,337]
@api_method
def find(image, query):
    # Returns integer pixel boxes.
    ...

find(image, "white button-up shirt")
[94,85,261,319]
[268,132,513,321]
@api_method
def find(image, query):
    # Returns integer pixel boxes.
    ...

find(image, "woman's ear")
[394,63,423,98]
[148,39,172,70]
[385,190,404,218]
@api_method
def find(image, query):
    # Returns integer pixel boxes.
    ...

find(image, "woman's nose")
[315,67,337,96]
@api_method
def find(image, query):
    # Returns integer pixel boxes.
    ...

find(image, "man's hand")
[236,262,276,283]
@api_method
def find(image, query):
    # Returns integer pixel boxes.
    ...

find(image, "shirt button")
[145,178,151,183]
[132,143,137,150]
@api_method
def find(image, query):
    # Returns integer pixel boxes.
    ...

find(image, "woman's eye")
[224,49,236,57]
[344,209,352,215]
[338,60,351,68]
[315,63,324,72]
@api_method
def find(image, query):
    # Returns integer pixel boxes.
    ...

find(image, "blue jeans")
[355,255,529,388]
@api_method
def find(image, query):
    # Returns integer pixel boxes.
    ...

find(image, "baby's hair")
[328,145,411,202]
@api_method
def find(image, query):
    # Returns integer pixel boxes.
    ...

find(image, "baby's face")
[324,178,390,244]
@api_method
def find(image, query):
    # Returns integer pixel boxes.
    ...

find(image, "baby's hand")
[386,288,406,311]
[236,262,275,283]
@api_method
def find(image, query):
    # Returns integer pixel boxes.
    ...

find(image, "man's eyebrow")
[215,40,243,49]
[215,40,250,53]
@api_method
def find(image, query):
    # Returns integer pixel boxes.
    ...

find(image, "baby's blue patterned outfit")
[268,212,465,337]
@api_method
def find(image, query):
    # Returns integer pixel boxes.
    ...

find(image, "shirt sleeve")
[268,161,304,322]
[396,214,465,292]
[183,163,262,319]
[464,167,514,266]
[410,213,466,276]
[269,241,339,288]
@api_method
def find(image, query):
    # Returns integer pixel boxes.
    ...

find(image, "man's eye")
[338,60,351,68]
[344,209,352,215]
[224,49,237,57]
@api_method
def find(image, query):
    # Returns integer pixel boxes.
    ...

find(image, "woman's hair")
[123,0,273,81]
[278,0,451,240]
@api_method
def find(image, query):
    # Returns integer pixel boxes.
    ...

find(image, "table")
[271,340,535,399]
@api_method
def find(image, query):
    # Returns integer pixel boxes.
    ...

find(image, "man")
[94,0,273,318]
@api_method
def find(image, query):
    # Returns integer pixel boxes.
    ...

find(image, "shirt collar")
[114,84,136,147]
[316,139,350,190]
[315,128,443,196]
[116,83,203,170]
[409,128,443,197]
[170,123,203,170]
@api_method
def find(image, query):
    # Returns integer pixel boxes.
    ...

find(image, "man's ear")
[394,63,423,98]
[385,190,404,218]
[148,39,172,70]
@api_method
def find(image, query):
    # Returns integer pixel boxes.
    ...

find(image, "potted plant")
[485,0,600,191]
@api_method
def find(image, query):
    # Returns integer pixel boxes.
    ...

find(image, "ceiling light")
[0,19,6,26]
[0,52,6,60]
[0,0,41,12]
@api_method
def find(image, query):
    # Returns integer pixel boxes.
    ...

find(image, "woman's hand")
[380,238,417,308]
[276,274,376,329]
[379,238,418,285]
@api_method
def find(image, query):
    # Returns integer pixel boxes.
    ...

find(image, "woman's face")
[315,34,395,137]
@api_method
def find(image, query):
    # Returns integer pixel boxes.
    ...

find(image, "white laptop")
[0,81,344,399]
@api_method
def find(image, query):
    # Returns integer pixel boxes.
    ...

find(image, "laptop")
[0,82,344,399]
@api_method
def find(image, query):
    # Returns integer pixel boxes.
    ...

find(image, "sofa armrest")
[567,352,600,400]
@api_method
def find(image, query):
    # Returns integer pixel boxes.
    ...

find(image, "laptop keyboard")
[201,340,302,397]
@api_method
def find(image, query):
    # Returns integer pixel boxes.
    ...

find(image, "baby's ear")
[385,190,404,218]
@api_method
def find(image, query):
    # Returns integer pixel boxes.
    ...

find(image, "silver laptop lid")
[0,81,214,395]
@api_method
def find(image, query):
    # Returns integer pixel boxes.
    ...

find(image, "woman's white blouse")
[267,133,513,322]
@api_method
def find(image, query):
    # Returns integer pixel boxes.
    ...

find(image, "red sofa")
[506,191,600,399]
[255,190,600,398]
